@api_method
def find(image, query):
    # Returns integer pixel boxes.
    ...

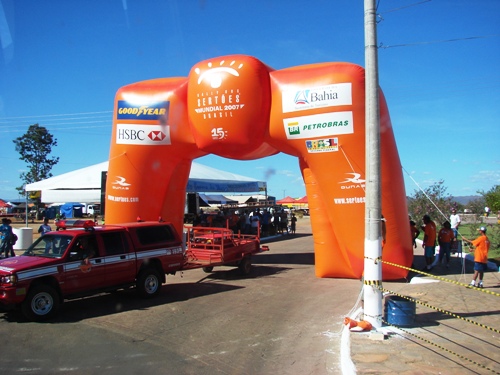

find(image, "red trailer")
[183,226,269,274]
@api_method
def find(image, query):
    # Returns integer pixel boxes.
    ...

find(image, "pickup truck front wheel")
[21,284,60,321]
[137,268,162,298]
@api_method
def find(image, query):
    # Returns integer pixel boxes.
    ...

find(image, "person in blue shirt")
[38,218,52,236]
[0,218,14,258]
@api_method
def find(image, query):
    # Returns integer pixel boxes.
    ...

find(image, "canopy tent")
[295,196,308,204]
[186,163,266,193]
[0,199,12,208]
[25,161,266,204]
[198,194,238,206]
[276,195,308,208]
[60,202,84,218]
[276,196,297,204]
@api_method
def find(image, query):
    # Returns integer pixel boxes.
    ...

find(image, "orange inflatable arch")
[106,55,412,280]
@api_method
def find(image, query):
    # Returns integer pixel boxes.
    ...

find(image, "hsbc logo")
[148,131,166,141]
[116,124,171,146]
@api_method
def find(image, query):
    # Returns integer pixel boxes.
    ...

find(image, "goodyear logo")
[117,101,169,120]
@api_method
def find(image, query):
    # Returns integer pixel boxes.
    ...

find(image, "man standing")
[38,217,52,236]
[421,215,437,271]
[463,226,490,288]
[449,208,461,238]
[0,218,14,258]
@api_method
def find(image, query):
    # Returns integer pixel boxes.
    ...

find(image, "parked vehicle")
[0,220,268,321]
[81,203,101,217]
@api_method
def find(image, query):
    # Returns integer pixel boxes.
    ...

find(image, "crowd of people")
[415,209,491,288]
[191,207,298,237]
[0,205,493,288]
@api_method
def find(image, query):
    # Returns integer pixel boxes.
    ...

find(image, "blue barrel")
[384,295,416,327]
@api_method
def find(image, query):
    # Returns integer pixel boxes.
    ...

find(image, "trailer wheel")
[238,256,252,275]
[136,268,162,298]
[202,266,214,273]
[21,284,60,321]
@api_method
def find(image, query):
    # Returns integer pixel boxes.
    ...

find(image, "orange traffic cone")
[343,317,373,332]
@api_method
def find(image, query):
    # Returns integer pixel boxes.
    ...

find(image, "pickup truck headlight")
[0,275,17,285]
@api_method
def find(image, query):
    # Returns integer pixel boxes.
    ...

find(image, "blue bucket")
[384,295,416,327]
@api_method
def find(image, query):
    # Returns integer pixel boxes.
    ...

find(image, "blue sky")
[0,0,499,201]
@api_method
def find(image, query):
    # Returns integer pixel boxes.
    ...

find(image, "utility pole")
[363,0,383,329]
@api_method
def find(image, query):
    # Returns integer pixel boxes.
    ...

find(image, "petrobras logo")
[117,101,169,120]
[339,172,366,190]
[116,124,171,146]
[305,138,339,153]
[282,83,352,113]
[283,111,354,140]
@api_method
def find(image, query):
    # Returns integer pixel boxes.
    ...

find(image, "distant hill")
[453,196,481,205]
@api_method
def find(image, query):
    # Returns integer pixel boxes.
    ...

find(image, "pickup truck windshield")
[23,235,73,258]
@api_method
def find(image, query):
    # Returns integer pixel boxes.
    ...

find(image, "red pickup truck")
[0,220,268,321]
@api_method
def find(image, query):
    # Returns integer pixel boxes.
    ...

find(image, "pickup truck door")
[100,231,137,287]
[61,234,107,295]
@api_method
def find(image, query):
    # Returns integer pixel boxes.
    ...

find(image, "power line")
[0,110,112,121]
[0,110,114,133]
[379,0,432,15]
[379,34,500,49]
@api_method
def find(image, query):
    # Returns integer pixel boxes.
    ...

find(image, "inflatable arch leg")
[266,61,412,279]
[106,78,206,236]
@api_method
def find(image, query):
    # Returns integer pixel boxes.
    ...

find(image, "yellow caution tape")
[364,256,500,297]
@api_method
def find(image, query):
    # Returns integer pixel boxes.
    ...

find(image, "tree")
[478,185,500,214]
[465,196,485,215]
[13,124,59,193]
[407,180,455,225]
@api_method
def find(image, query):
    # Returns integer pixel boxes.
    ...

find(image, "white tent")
[26,161,266,203]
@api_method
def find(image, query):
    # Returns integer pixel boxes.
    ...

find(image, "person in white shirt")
[450,209,461,237]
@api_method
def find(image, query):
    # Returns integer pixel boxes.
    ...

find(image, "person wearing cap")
[463,226,490,288]
[449,208,461,238]
[0,217,14,258]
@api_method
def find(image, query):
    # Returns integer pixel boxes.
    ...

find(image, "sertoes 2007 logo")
[194,60,244,89]
[193,60,245,120]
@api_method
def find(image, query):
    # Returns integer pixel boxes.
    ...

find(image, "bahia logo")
[294,90,310,105]
[282,83,352,113]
